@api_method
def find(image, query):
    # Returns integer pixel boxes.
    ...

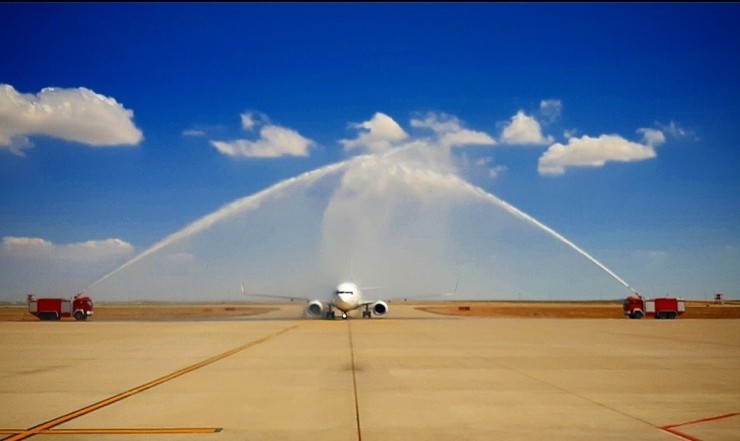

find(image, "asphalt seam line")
[2,324,299,441]
[347,320,363,441]
[412,327,662,433]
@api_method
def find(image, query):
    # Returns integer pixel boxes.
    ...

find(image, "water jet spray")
[86,146,637,300]
[86,159,358,292]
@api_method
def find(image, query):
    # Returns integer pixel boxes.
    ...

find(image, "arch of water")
[88,148,634,302]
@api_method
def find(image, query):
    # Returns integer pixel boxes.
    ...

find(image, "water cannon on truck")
[27,293,94,321]
[623,294,685,319]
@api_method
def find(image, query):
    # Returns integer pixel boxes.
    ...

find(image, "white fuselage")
[305,281,387,319]
[332,282,363,313]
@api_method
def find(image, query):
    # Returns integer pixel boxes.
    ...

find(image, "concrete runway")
[1,304,738,440]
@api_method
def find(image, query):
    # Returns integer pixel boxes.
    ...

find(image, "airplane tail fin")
[441,276,460,298]
[240,280,246,296]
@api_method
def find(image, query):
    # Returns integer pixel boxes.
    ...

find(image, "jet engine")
[306,300,325,317]
[371,301,388,317]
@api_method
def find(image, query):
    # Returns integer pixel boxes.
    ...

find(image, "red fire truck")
[27,294,94,321]
[623,294,685,319]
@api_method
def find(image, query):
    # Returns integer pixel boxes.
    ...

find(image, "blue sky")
[1,3,739,301]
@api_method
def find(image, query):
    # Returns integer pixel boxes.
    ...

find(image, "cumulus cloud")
[2,237,134,262]
[500,110,553,145]
[539,99,562,122]
[0,84,143,156]
[410,112,495,148]
[211,125,313,158]
[241,113,257,131]
[340,112,409,153]
[637,128,666,147]
[635,121,697,147]
[538,134,656,176]
[240,111,269,131]
[2,237,53,258]
[210,111,313,158]
[410,112,466,134]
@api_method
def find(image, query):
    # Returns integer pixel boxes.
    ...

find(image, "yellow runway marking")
[1,428,221,435]
[3,325,299,441]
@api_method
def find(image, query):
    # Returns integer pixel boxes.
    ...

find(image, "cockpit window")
[336,291,353,295]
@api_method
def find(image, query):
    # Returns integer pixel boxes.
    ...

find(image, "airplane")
[240,280,388,320]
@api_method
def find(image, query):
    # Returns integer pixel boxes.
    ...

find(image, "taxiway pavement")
[1,304,738,440]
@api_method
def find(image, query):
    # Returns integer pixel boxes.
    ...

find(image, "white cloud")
[637,128,666,147]
[0,84,143,156]
[657,120,696,140]
[210,125,313,158]
[410,113,465,133]
[539,99,562,122]
[182,129,206,137]
[489,165,507,178]
[2,236,134,262]
[241,113,256,131]
[538,134,656,176]
[340,112,409,153]
[475,157,508,178]
[2,237,53,258]
[500,111,553,145]
[5,136,33,156]
[410,112,495,148]
[660,121,686,137]
[240,111,269,131]
[440,130,496,148]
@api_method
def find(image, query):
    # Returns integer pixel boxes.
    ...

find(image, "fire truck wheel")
[630,311,643,319]
[74,311,86,321]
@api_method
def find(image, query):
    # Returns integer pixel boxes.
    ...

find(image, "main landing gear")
[324,309,347,319]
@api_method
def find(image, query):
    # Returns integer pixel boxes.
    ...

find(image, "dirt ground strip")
[0,304,276,322]
[1,300,738,321]
[420,300,740,319]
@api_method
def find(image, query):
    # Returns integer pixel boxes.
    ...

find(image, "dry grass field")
[1,300,738,321]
